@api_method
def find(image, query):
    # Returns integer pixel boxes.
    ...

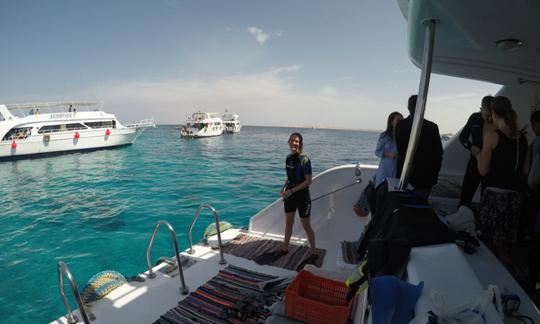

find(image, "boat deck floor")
[52,229,364,324]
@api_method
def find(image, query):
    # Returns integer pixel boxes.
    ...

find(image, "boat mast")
[399,19,436,191]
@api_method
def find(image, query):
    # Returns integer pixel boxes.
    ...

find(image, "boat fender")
[105,129,111,136]
[11,141,16,149]
[81,270,127,304]
[203,221,233,242]
[74,132,80,139]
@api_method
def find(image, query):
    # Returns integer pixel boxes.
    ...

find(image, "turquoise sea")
[0,125,379,323]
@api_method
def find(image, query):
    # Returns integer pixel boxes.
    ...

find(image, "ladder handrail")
[145,220,189,295]
[187,204,227,265]
[58,261,91,324]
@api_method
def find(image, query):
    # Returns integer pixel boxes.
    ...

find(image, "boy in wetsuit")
[280,132,317,258]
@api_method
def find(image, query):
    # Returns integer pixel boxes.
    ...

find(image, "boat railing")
[145,220,189,295]
[57,261,91,324]
[187,204,227,265]
[6,101,103,118]
[125,118,156,129]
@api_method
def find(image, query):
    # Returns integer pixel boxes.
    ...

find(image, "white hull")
[1,128,138,159]
[180,128,223,138]
[224,124,241,134]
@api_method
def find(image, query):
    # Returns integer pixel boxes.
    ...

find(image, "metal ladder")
[187,204,227,265]
[58,261,91,324]
[146,220,189,295]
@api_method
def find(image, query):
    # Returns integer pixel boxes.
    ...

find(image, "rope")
[311,180,360,202]
[258,180,361,238]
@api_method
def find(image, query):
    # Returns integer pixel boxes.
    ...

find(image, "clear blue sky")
[0,0,499,133]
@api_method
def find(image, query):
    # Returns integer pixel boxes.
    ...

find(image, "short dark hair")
[288,132,303,152]
[531,110,540,124]
[481,96,494,108]
[408,95,417,114]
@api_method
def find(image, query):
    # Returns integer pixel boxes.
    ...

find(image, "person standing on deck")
[524,110,540,291]
[477,96,528,266]
[458,96,496,207]
[280,133,317,258]
[353,111,403,217]
[396,95,443,195]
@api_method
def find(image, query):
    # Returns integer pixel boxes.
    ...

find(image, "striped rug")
[154,265,283,324]
[221,234,325,270]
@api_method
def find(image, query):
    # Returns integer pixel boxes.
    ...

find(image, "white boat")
[0,101,155,160]
[180,112,224,138]
[222,112,242,134]
[52,1,540,323]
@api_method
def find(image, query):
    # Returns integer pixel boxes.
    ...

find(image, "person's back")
[395,95,443,193]
[485,130,527,191]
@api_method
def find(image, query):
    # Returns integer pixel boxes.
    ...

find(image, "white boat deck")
[52,227,365,324]
[52,165,540,324]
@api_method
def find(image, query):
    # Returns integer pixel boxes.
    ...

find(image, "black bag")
[356,190,456,261]
[364,179,389,216]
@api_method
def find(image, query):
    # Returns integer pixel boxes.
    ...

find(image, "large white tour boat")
[180,112,224,138]
[222,112,242,134]
[52,1,540,323]
[0,101,155,160]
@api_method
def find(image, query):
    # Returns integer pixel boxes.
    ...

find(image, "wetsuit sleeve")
[302,156,312,176]
[459,114,475,150]
[374,134,386,158]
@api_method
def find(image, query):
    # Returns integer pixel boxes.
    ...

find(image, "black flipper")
[254,250,288,265]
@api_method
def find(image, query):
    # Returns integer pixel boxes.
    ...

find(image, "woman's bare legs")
[300,217,316,254]
[282,212,295,251]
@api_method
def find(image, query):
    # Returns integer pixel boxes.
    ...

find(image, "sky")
[0,0,500,133]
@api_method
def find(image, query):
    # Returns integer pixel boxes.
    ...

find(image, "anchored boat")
[180,112,224,138]
[222,112,241,134]
[0,101,155,160]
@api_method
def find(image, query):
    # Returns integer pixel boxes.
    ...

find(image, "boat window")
[37,123,87,134]
[84,121,114,129]
[2,127,32,141]
[65,123,87,131]
[37,125,61,134]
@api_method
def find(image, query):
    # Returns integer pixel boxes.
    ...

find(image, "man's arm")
[459,114,475,150]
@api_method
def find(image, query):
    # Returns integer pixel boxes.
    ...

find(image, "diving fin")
[370,275,400,324]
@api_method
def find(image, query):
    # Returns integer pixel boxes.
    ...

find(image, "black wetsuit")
[284,153,312,218]
[458,112,484,206]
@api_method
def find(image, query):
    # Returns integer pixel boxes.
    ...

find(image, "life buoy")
[11,141,17,149]
[74,132,80,139]
[105,129,111,136]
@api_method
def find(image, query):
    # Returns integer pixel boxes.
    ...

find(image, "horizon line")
[158,123,383,133]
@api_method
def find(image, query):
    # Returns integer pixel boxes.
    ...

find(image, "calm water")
[0,125,379,323]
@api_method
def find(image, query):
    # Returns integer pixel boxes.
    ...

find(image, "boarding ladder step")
[57,261,92,324]
[146,220,189,295]
[187,204,227,265]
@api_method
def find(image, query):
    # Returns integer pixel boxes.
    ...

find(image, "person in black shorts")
[280,132,316,256]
